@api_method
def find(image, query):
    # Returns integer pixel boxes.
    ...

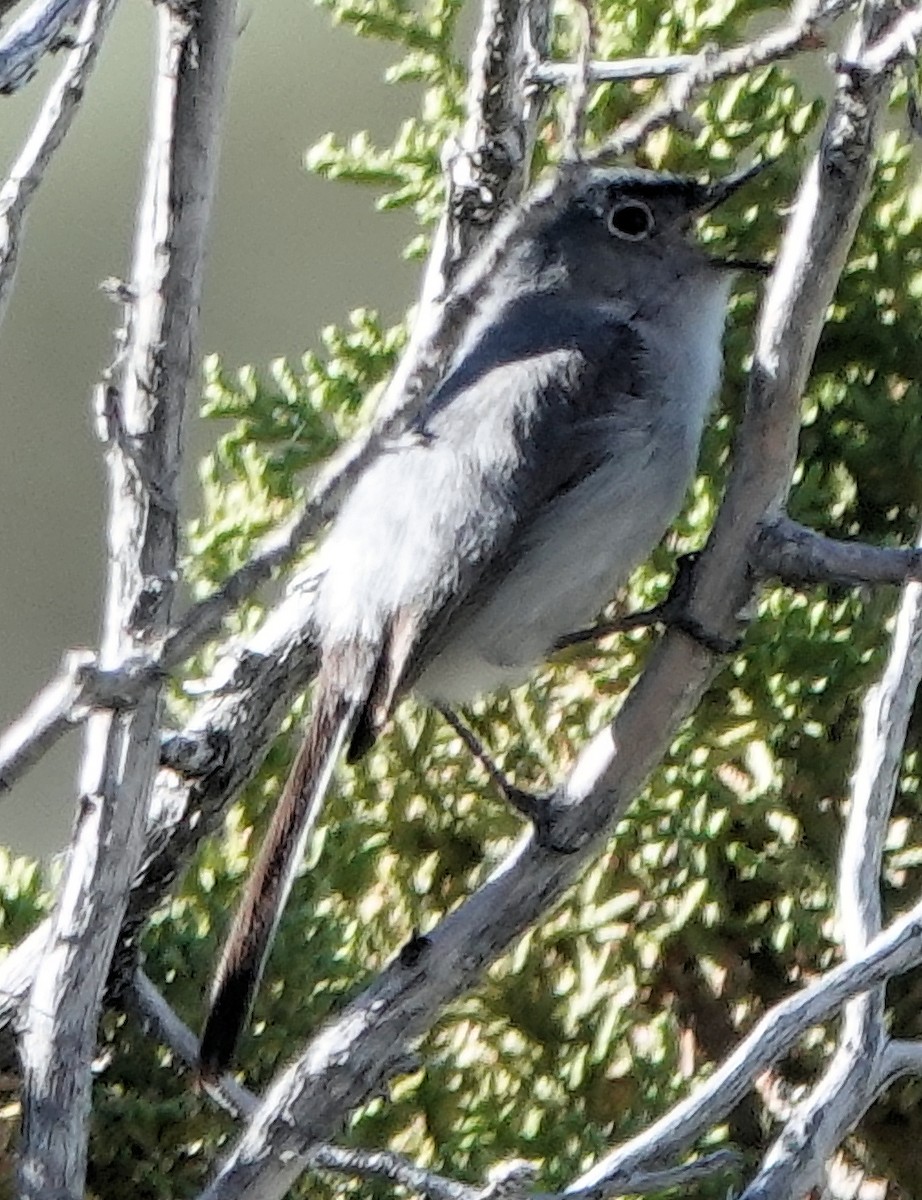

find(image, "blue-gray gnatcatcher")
[199,160,767,1078]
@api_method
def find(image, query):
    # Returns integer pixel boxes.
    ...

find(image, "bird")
[198,159,768,1079]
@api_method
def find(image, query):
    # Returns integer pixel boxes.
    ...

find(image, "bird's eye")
[607,200,655,241]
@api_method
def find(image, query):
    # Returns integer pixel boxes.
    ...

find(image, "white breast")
[415,276,732,705]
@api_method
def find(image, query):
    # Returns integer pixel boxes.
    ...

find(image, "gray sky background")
[0,0,419,856]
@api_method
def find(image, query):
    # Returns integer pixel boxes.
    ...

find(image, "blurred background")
[0,0,419,855]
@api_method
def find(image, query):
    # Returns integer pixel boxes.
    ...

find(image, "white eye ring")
[607,199,655,241]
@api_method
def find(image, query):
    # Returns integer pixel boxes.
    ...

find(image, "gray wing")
[315,293,652,755]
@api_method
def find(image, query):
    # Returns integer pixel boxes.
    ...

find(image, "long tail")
[199,685,359,1080]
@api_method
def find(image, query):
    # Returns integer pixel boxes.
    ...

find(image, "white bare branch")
[0,0,121,323]
[0,0,83,93]
[559,1150,742,1198]
[15,1,238,1195]
[735,519,922,1200]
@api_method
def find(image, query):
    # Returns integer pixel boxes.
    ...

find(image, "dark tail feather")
[198,686,358,1080]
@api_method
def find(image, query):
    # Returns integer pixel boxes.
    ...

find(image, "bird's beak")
[698,158,774,275]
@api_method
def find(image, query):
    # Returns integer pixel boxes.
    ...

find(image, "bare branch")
[373,0,551,431]
[565,0,911,1187]
[559,1150,742,1198]
[754,515,922,588]
[877,1038,922,1087]
[16,1,238,1195]
[0,547,321,795]
[588,0,854,162]
[130,971,478,1200]
[195,870,922,1200]
[311,1149,476,1200]
[843,1,922,72]
[130,970,255,1120]
[0,0,120,322]
[441,0,543,269]
[0,651,100,793]
[0,0,83,93]
[569,901,922,1193]
[680,0,892,652]
[736,508,922,1199]
[0,576,323,1055]
[559,0,596,162]
[528,55,695,86]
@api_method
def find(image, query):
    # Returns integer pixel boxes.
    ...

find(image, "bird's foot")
[555,553,742,657]
[436,706,578,852]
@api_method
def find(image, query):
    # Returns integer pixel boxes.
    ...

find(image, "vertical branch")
[683,0,895,646]
[738,516,922,1199]
[16,2,237,1196]
[442,0,543,270]
[560,0,596,161]
[373,0,550,426]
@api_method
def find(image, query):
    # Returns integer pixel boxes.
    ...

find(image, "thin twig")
[528,55,695,85]
[131,970,255,1119]
[130,969,486,1200]
[0,0,121,323]
[0,555,320,795]
[587,0,855,163]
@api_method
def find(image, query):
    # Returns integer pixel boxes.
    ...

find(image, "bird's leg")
[435,705,551,827]
[553,603,666,651]
[654,552,744,655]
[555,554,742,656]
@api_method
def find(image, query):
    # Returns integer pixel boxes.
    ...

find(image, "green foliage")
[4,0,922,1193]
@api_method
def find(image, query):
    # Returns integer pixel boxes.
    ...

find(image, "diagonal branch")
[0,0,84,93]
[0,0,120,323]
[571,0,912,1189]
[203,868,922,1200]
